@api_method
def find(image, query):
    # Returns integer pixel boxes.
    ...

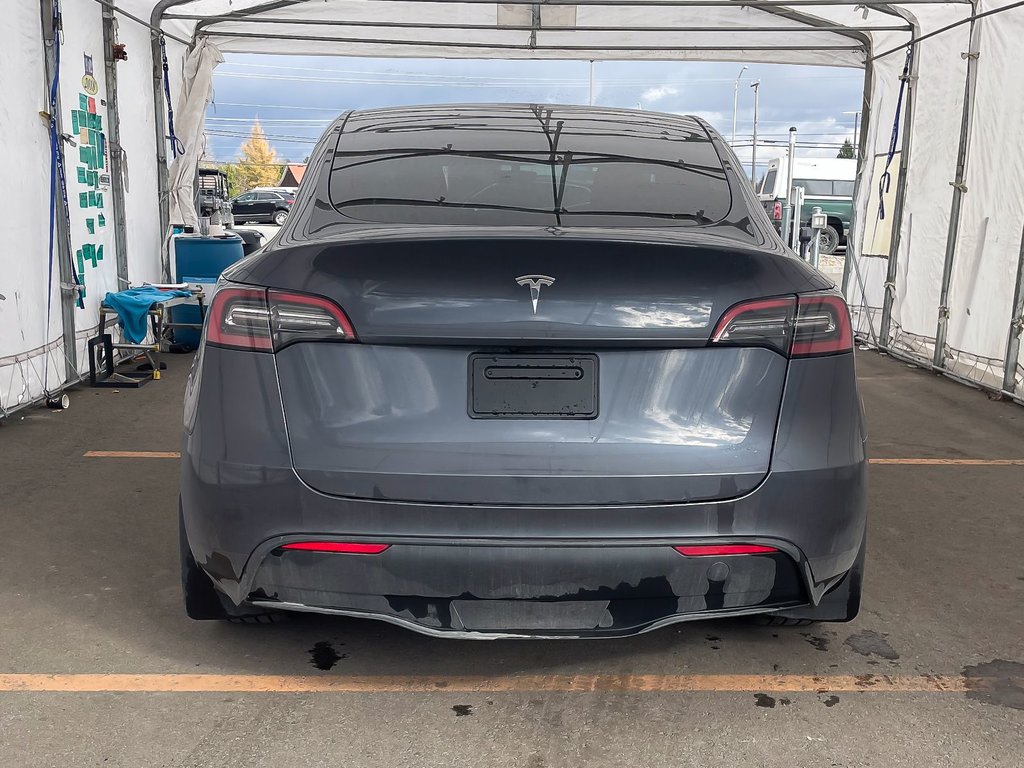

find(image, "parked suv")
[230,190,294,226]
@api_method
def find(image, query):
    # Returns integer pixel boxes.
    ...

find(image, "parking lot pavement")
[0,351,1022,767]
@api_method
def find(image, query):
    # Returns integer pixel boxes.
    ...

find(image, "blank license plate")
[469,354,598,419]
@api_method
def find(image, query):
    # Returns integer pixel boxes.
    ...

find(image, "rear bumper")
[180,346,867,637]
[244,539,807,638]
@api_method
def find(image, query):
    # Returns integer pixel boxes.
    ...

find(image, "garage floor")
[1,351,1022,767]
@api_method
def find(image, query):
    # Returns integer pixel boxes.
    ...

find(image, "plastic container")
[171,234,244,282]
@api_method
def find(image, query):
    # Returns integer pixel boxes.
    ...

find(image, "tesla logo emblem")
[515,274,555,314]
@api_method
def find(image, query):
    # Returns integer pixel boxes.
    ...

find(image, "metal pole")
[810,206,823,268]
[1002,222,1024,394]
[732,65,747,144]
[853,111,861,158]
[589,60,594,105]
[102,6,130,289]
[749,80,760,183]
[39,0,78,381]
[933,16,982,370]
[781,126,797,244]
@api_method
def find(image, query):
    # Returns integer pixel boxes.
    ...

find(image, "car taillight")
[790,294,853,357]
[206,284,356,352]
[772,201,782,220]
[710,293,852,358]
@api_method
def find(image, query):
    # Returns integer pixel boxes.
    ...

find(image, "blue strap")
[46,0,84,325]
[878,47,913,221]
[161,35,184,158]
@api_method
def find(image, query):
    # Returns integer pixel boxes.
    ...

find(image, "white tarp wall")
[0,0,187,416]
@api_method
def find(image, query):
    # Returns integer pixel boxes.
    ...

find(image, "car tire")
[273,210,288,226]
[179,500,283,623]
[818,225,840,255]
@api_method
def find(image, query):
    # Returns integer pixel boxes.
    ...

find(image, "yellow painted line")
[0,673,992,694]
[84,451,180,459]
[869,458,1024,465]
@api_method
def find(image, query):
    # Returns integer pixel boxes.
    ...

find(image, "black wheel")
[273,209,288,226]
[818,224,840,255]
[179,500,282,622]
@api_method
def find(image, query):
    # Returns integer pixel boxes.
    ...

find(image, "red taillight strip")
[674,544,778,556]
[280,542,390,554]
[206,286,273,352]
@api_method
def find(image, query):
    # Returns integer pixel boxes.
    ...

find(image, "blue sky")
[205,55,864,174]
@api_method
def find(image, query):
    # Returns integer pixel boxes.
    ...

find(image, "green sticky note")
[86,129,95,146]
[96,115,103,131]
[76,167,87,184]
[86,218,95,234]
[79,93,88,111]
[96,193,104,208]
[90,171,98,188]
[97,149,104,170]
[76,249,84,273]
[88,191,96,206]
[71,111,79,133]
[79,146,89,164]
[96,245,104,262]
[79,192,88,208]
[98,213,106,227]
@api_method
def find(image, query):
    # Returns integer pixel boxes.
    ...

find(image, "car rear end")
[179,106,866,637]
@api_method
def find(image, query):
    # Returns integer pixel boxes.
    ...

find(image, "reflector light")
[674,544,778,556]
[280,542,390,554]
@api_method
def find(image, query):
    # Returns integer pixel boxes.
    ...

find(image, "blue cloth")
[104,287,191,344]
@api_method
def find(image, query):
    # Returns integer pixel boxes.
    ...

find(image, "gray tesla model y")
[180,104,866,637]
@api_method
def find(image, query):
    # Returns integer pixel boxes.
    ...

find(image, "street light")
[732,65,748,145]
[843,110,862,158]
[749,79,761,183]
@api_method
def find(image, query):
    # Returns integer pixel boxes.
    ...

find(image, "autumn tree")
[837,139,855,159]
[226,119,282,194]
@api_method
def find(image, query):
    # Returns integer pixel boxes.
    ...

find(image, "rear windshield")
[760,169,777,195]
[328,128,731,227]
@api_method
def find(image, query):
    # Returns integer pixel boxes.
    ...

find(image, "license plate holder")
[469,354,598,419]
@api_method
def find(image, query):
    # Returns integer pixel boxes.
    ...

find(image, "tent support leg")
[841,57,874,297]
[40,0,77,382]
[878,44,917,350]
[1002,223,1024,394]
[933,14,981,370]
[102,5,130,289]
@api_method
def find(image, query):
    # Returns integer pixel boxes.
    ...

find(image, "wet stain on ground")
[706,634,722,650]
[452,704,474,717]
[844,630,899,660]
[802,632,831,652]
[823,695,840,707]
[778,698,792,706]
[963,659,1024,710]
[754,693,777,708]
[308,641,345,671]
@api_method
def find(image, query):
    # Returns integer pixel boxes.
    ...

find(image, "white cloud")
[641,85,678,103]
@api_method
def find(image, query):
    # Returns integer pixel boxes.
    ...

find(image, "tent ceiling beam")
[167,15,912,33]
[91,0,191,45]
[194,30,865,52]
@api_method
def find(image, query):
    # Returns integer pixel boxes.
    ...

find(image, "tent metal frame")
[132,0,1024,403]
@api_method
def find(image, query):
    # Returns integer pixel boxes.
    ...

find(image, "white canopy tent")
[2,0,1023,418]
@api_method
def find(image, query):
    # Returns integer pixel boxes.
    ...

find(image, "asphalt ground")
[0,350,1022,767]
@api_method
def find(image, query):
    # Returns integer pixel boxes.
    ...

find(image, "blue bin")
[170,236,243,348]
[172,234,244,282]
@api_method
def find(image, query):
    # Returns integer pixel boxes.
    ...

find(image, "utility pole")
[732,65,748,145]
[843,110,862,158]
[749,80,760,184]
[781,126,797,245]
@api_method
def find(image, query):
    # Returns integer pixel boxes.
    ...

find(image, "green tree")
[837,139,855,159]
[226,120,282,194]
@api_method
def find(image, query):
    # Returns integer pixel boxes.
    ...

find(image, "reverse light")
[280,542,390,554]
[710,293,853,358]
[206,283,356,352]
[674,544,778,556]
